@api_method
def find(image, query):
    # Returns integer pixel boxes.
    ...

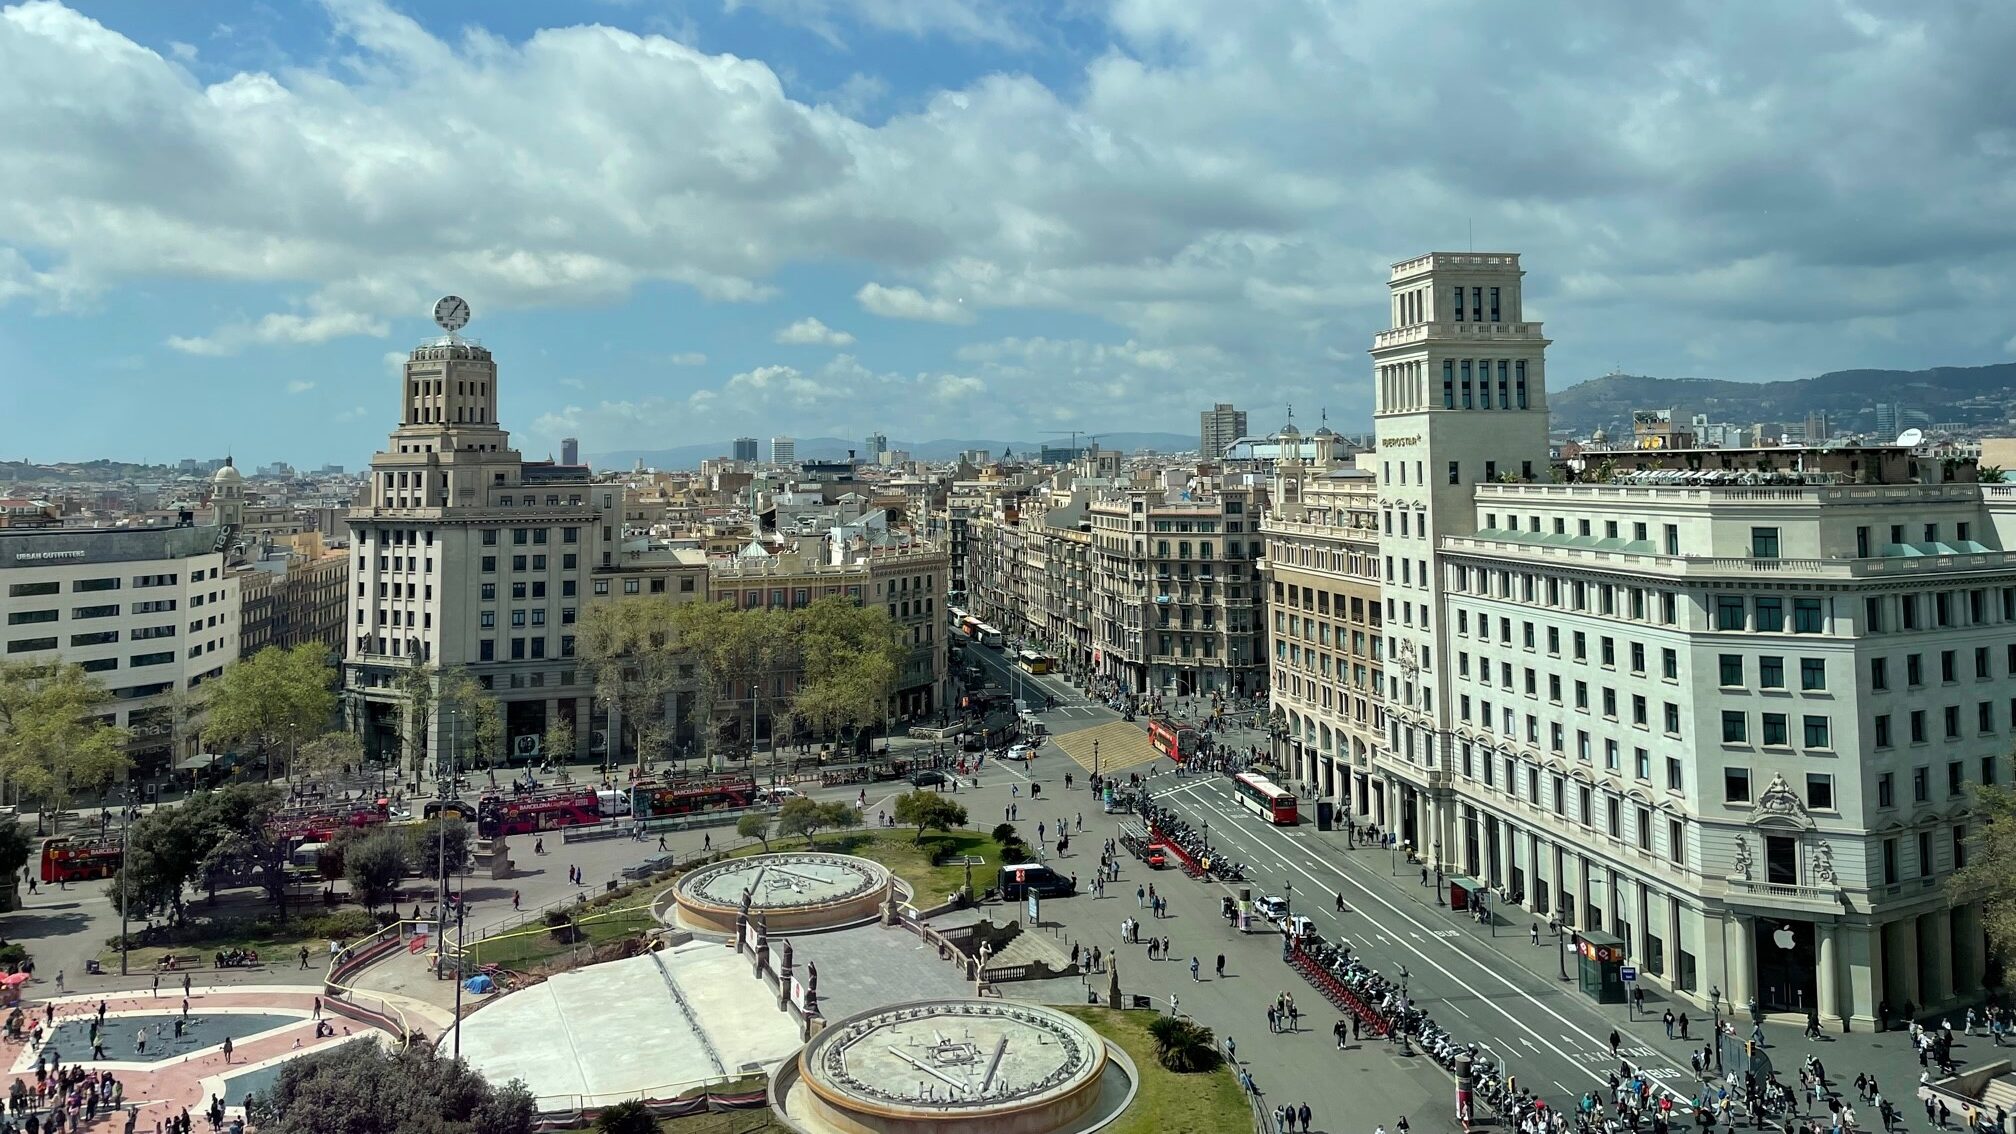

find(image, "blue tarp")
[463,974,495,994]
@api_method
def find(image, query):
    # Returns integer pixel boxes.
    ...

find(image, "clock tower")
[1369,252,1551,863]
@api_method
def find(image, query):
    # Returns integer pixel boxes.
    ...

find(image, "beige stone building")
[1261,430,1383,809]
[1089,476,1266,696]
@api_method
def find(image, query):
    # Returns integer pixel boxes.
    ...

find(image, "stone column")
[1955,903,1989,998]
[1854,922,1884,1030]
[1926,909,1954,1007]
[1888,916,1920,1010]
[1726,913,1754,1009]
[1816,922,1841,1025]
[572,696,591,761]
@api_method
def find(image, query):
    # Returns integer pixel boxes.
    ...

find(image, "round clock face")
[433,295,470,332]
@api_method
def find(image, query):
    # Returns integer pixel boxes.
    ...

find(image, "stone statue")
[781,939,795,974]
[807,960,819,994]
[1811,840,1837,884]
[1732,836,1753,880]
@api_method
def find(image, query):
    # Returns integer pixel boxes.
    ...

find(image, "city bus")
[973,623,1004,649]
[1232,772,1298,825]
[1147,718,1198,761]
[1016,649,1053,675]
[40,837,121,884]
[949,606,970,628]
[475,788,604,837]
[960,616,984,639]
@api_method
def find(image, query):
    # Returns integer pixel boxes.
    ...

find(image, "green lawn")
[464,902,659,969]
[1061,1006,1248,1134]
[97,906,383,969]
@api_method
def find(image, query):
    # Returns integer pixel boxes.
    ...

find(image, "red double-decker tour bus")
[267,800,391,845]
[1232,772,1298,825]
[41,837,122,884]
[1147,718,1197,762]
[630,774,758,821]
[475,788,604,837]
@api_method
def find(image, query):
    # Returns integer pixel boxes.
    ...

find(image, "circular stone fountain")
[670,852,894,934]
[778,999,1134,1134]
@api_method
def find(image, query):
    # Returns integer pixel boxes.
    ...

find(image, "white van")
[595,789,632,818]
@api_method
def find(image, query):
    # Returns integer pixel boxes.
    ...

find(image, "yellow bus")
[1017,649,1053,674]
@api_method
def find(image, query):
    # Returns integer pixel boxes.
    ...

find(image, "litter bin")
[1315,801,1334,831]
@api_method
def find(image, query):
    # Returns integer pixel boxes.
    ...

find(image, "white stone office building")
[1,519,240,778]
[1368,251,2015,1026]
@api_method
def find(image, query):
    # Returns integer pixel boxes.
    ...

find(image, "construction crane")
[1045,430,1104,457]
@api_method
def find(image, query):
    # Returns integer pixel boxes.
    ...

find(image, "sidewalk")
[1295,817,1951,1108]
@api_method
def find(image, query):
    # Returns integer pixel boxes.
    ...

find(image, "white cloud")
[0,0,2012,445]
[285,379,315,395]
[167,310,388,356]
[334,405,369,422]
[166,40,195,61]
[774,316,855,346]
[667,351,708,366]
[855,283,974,325]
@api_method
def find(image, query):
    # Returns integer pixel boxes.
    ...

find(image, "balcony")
[1721,876,1843,913]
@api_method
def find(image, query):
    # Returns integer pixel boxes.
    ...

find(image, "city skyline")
[5,3,2016,466]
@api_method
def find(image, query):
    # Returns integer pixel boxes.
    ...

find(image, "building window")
[1799,658,1826,691]
[1716,596,1745,631]
[1750,527,1780,559]
[1721,711,1747,743]
[1758,656,1784,689]
[1718,654,1743,687]
[1806,773,1834,810]
[623,579,641,594]
[1724,768,1751,804]
[1802,715,1831,749]
[1792,598,1824,633]
[1760,712,1789,746]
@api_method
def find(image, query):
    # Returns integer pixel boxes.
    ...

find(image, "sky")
[3,1,2016,468]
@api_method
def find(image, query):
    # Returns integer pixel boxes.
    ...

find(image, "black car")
[910,770,948,787]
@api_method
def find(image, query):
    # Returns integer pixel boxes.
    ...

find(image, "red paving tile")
[3,989,399,1126]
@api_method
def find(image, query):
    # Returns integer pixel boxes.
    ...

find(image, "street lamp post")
[117,784,132,975]
[1556,920,1570,981]
[1396,965,1412,1054]
[1282,878,1292,918]
[1710,986,1724,1074]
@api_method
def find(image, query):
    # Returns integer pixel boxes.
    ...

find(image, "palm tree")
[1146,1015,1222,1073]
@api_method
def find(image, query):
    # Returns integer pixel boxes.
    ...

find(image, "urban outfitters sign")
[13,549,86,561]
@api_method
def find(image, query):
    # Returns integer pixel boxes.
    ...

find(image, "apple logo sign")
[1772,924,1797,950]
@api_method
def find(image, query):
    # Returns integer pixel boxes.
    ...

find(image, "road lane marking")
[1151,777,1699,1111]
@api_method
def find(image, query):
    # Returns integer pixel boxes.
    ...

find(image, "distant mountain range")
[589,432,1196,470]
[1550,362,2016,436]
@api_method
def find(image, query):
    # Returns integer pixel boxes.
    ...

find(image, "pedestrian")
[657,835,667,851]
[1298,1102,1311,1132]
[703,832,712,851]
[1190,957,1200,981]
[312,996,322,1021]
[1610,1029,1622,1057]
[1679,1012,1691,1039]
[1268,1005,1278,1033]
[1136,885,1145,908]
[54,971,63,994]
[1226,1035,1236,1062]
[1664,1009,1676,1039]
[1216,953,1226,978]
[1531,922,1540,945]
[511,891,520,910]
[1168,993,1178,1017]
[182,974,191,997]
[220,1036,231,1064]
[1335,892,1344,912]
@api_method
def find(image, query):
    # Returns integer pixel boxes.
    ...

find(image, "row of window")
[1871,701,2016,747]
[475,636,576,661]
[1456,743,1690,862]
[1438,358,1530,410]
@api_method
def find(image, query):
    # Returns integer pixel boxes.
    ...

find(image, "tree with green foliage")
[1955,780,2016,959]
[736,811,774,852]
[394,664,436,778]
[435,667,506,772]
[198,782,298,920]
[249,1040,534,1134]
[578,597,691,770]
[112,795,223,922]
[540,718,575,767]
[893,789,968,845]
[775,797,860,847]
[793,596,906,744]
[593,1100,655,1134]
[201,644,337,779]
[670,602,800,764]
[0,822,29,912]
[0,660,131,829]
[408,818,471,880]
[294,730,364,782]
[342,829,409,912]
[1146,1016,1222,1073]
